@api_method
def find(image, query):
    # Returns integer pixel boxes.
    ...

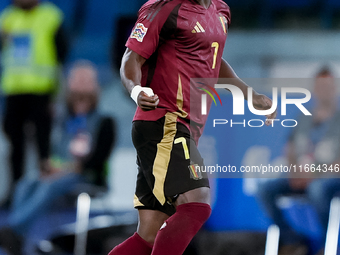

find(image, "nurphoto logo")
[200,84,312,128]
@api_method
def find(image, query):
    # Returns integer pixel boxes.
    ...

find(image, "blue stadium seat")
[260,0,318,28]
[278,196,324,253]
[264,0,316,8]
[323,0,340,7]
[321,0,340,28]
[73,0,116,75]
[67,34,113,85]
[225,0,255,9]
[47,0,78,33]
[82,0,115,36]
[0,0,10,13]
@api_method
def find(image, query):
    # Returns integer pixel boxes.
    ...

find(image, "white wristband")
[130,85,154,105]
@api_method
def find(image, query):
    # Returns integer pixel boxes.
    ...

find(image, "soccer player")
[110,0,276,254]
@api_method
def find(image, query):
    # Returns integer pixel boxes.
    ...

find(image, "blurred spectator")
[0,0,68,204]
[0,61,116,255]
[257,67,340,255]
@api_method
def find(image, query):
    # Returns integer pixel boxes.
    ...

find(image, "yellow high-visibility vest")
[0,3,63,95]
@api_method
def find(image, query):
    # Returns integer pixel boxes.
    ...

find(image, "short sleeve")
[126,1,178,59]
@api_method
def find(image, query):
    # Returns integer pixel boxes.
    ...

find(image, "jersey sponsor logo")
[130,23,148,42]
[219,16,228,34]
[191,21,205,33]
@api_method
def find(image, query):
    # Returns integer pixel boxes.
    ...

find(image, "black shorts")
[132,112,210,216]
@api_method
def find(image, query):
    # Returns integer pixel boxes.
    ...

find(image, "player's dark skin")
[121,49,211,245]
[121,51,276,244]
[120,0,276,245]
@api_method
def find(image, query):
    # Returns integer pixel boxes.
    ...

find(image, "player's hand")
[137,91,159,111]
[252,94,277,126]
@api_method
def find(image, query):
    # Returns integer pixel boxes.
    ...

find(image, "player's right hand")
[137,91,159,111]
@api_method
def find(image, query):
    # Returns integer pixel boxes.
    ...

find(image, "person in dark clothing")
[257,67,340,255]
[0,61,116,255]
[0,0,68,194]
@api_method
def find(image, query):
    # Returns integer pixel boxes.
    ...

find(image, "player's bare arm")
[120,48,159,111]
[219,58,277,125]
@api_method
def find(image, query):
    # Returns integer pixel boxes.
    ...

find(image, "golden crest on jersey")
[219,15,228,34]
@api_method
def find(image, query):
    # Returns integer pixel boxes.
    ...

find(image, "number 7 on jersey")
[211,42,219,69]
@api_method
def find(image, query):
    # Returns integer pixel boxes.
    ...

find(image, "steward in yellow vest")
[0,0,67,95]
[0,0,68,203]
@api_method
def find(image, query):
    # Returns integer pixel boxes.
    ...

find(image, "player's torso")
[174,0,228,79]
[135,0,230,126]
[149,0,228,111]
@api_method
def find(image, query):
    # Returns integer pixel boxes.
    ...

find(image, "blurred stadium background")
[0,0,340,254]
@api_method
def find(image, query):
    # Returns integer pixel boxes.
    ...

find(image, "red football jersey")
[126,0,231,143]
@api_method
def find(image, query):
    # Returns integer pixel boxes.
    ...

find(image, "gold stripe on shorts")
[134,194,144,207]
[152,112,177,205]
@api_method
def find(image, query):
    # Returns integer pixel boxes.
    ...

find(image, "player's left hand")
[252,94,277,126]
